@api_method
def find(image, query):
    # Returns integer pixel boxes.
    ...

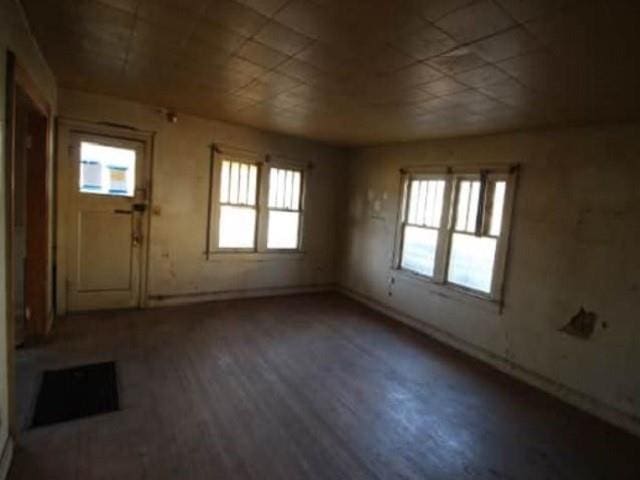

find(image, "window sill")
[207,251,305,262]
[390,268,502,313]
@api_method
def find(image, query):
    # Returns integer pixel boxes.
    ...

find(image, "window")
[208,148,306,255]
[395,167,515,300]
[217,159,258,249]
[79,142,136,197]
[267,168,302,250]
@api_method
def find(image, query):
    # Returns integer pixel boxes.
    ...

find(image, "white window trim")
[206,145,308,259]
[393,164,518,303]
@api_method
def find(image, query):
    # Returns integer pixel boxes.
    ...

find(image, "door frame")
[56,119,155,315]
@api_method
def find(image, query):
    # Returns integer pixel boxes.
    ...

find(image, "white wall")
[0,0,56,475]
[339,124,640,435]
[56,89,347,311]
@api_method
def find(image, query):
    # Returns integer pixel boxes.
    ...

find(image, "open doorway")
[5,52,53,435]
[12,86,49,345]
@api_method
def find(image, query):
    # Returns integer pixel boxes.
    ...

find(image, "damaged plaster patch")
[559,307,598,339]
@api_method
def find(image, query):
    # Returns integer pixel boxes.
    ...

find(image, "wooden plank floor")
[11,293,640,479]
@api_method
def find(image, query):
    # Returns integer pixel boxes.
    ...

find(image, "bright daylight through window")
[218,160,258,249]
[401,179,445,277]
[79,142,136,197]
[267,168,302,250]
[397,168,513,299]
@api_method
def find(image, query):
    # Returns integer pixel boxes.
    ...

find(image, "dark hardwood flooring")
[11,293,640,479]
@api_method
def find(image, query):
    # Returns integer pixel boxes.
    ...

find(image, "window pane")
[238,163,248,204]
[408,181,420,224]
[401,226,438,277]
[416,181,427,224]
[220,161,230,202]
[467,181,480,232]
[447,233,497,293]
[229,162,239,203]
[269,168,278,207]
[455,180,481,233]
[292,171,301,208]
[425,181,436,226]
[406,179,445,228]
[490,181,506,237]
[455,181,470,231]
[285,170,293,208]
[218,206,256,249]
[277,169,286,208]
[221,161,258,206]
[79,142,136,197]
[426,180,445,227]
[248,165,257,206]
[267,211,299,249]
[268,167,302,211]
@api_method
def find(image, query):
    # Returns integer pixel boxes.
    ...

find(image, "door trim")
[56,119,155,315]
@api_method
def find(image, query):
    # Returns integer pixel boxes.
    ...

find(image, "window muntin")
[400,179,445,277]
[267,167,302,250]
[397,170,513,300]
[217,159,258,249]
[79,142,136,197]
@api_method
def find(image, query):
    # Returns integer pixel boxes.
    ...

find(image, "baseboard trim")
[146,283,335,307]
[338,285,640,438]
[0,436,14,480]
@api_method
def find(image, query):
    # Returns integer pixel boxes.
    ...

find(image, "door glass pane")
[267,211,300,249]
[447,233,497,293]
[401,226,438,277]
[218,206,256,249]
[79,142,136,197]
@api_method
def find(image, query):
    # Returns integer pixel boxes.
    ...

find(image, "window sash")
[266,167,304,250]
[268,167,303,211]
[397,173,450,280]
[400,224,440,277]
[212,155,261,252]
[220,159,258,207]
[218,204,258,250]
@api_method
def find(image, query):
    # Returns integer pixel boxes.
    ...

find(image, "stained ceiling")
[21,0,640,145]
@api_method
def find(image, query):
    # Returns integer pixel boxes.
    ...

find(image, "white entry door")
[66,133,148,311]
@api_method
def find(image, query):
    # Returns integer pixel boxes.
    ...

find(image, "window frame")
[265,164,305,252]
[393,165,517,302]
[206,146,307,258]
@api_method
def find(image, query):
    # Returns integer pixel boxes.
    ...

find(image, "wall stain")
[559,307,598,339]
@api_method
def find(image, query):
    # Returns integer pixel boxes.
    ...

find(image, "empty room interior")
[1,0,640,478]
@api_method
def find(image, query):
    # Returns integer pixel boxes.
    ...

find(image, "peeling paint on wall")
[559,307,598,339]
